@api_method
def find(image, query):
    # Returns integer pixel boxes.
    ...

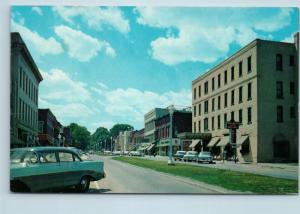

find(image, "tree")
[68,123,91,150]
[91,127,111,149]
[109,124,134,138]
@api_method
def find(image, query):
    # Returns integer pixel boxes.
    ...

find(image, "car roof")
[11,146,79,153]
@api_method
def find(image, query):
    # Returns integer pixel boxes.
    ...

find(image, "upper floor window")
[239,61,243,77]
[217,115,221,129]
[231,111,234,120]
[247,107,252,124]
[239,86,243,103]
[224,93,228,108]
[277,105,283,123]
[204,100,209,113]
[247,56,252,72]
[224,70,228,84]
[212,77,215,91]
[224,113,227,128]
[204,81,208,94]
[290,55,295,66]
[204,118,209,131]
[198,120,201,132]
[193,105,196,117]
[198,85,201,98]
[211,117,215,130]
[212,98,215,111]
[290,106,296,118]
[231,66,235,81]
[276,81,283,99]
[276,54,283,71]
[193,88,196,100]
[231,90,235,106]
[239,109,243,124]
[198,103,201,116]
[290,82,295,95]
[248,82,252,100]
[218,96,221,110]
[193,122,196,133]
[218,74,221,88]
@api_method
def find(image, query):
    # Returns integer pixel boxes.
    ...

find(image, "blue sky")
[11,6,299,133]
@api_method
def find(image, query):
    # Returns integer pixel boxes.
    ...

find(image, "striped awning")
[207,137,220,147]
[216,136,229,147]
[237,135,249,145]
[189,140,200,148]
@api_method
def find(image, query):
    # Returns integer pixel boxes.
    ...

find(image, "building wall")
[257,40,298,162]
[192,41,259,162]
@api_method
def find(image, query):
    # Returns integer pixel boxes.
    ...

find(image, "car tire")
[76,176,90,193]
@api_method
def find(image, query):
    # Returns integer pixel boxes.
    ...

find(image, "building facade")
[10,32,43,148]
[114,130,133,153]
[192,34,298,163]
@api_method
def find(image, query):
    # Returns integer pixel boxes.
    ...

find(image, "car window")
[73,154,81,162]
[23,152,39,164]
[39,152,57,163]
[59,152,74,162]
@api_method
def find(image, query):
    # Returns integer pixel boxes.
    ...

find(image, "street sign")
[226,119,239,163]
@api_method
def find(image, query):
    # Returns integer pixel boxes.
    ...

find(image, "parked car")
[10,147,105,193]
[112,151,121,156]
[182,151,198,162]
[129,151,142,156]
[197,151,214,163]
[173,151,186,161]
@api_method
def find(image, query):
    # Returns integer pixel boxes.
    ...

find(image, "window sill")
[239,101,243,104]
[247,98,252,101]
[247,122,252,125]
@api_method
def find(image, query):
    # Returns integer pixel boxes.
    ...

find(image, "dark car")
[173,151,186,161]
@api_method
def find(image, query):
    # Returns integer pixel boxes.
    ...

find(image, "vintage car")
[197,151,214,164]
[182,151,198,162]
[10,147,105,193]
[173,151,186,161]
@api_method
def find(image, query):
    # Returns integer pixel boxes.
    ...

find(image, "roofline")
[11,32,43,82]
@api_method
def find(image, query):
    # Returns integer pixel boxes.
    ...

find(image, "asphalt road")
[87,155,223,194]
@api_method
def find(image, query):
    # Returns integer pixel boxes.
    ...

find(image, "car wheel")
[76,176,90,193]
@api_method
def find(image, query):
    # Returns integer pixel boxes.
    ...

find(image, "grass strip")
[112,156,298,194]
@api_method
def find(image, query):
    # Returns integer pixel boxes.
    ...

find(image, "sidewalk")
[142,155,298,180]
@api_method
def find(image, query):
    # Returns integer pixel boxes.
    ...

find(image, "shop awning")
[216,136,229,147]
[189,140,200,148]
[207,137,220,147]
[147,144,155,151]
[236,135,249,145]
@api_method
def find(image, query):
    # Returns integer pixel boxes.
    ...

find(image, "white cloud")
[40,68,91,102]
[54,25,116,62]
[32,6,43,16]
[135,7,294,65]
[11,20,63,56]
[91,85,191,122]
[282,33,295,43]
[53,6,130,34]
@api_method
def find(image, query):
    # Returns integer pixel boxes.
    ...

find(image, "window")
[212,98,215,111]
[276,54,283,71]
[290,82,295,95]
[194,105,196,117]
[218,74,221,88]
[40,152,57,163]
[18,98,21,120]
[239,109,243,124]
[22,70,25,91]
[239,86,243,103]
[247,56,252,72]
[19,67,22,87]
[231,111,234,120]
[224,93,228,108]
[212,77,215,91]
[247,107,252,124]
[290,55,295,66]
[217,115,221,129]
[231,66,235,81]
[193,88,196,100]
[277,106,283,123]
[276,81,283,99]
[204,100,208,113]
[248,82,252,100]
[212,117,215,130]
[290,106,295,118]
[23,152,39,164]
[239,61,243,77]
[224,113,227,128]
[224,70,227,84]
[198,85,201,97]
[218,96,221,110]
[204,118,208,131]
[59,152,74,162]
[74,155,81,162]
[193,122,196,132]
[198,120,201,132]
[231,90,234,106]
[198,103,201,116]
[204,81,208,94]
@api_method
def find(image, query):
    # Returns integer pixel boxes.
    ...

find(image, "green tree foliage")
[109,124,134,138]
[68,123,91,150]
[91,127,111,146]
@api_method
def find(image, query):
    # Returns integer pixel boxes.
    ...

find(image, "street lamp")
[111,136,113,152]
[168,106,175,165]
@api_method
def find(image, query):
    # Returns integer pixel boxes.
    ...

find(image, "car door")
[36,151,63,191]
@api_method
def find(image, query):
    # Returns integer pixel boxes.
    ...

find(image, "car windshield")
[10,150,38,164]
[200,152,211,156]
[177,151,186,154]
[187,151,197,155]
[10,150,26,163]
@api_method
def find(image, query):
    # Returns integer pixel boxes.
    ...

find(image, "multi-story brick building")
[192,34,299,163]
[10,32,43,148]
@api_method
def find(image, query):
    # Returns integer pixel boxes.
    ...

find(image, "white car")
[197,151,213,163]
[183,151,198,162]
[129,151,142,156]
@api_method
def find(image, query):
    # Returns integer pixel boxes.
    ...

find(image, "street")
[87,155,232,194]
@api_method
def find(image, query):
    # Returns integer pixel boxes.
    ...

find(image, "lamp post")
[111,136,113,152]
[168,107,175,165]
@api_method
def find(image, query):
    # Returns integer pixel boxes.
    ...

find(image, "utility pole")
[168,106,175,165]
